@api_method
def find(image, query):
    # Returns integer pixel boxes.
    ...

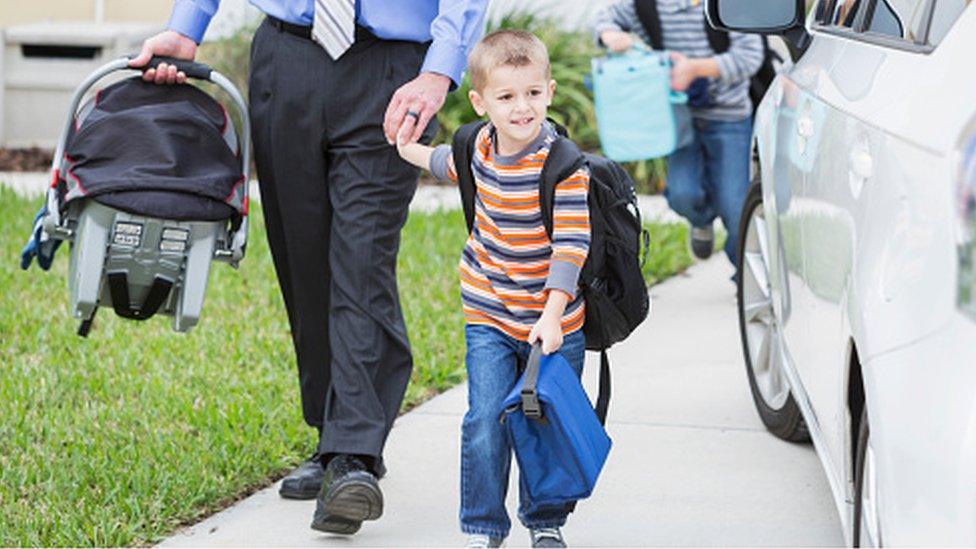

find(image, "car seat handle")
[137,55,214,81]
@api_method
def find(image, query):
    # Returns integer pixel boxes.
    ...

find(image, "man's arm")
[129,0,219,84]
[382,0,490,145]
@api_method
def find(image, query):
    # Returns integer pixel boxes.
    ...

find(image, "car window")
[863,0,929,40]
[830,0,862,26]
[926,0,971,45]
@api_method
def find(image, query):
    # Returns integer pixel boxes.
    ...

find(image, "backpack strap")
[705,26,730,53]
[452,120,489,233]
[635,0,730,54]
[596,350,612,425]
[539,136,586,238]
[634,0,664,50]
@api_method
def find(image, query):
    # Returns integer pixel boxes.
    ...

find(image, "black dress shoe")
[279,454,325,500]
[310,455,383,534]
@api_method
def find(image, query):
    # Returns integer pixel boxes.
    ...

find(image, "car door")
[789,0,970,512]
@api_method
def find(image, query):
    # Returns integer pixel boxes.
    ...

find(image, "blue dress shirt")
[167,0,488,86]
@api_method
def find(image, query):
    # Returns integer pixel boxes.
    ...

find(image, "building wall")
[0,1,168,25]
[0,1,256,39]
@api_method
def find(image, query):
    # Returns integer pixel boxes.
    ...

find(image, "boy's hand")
[669,51,699,92]
[600,31,633,53]
[529,313,564,355]
[395,119,412,156]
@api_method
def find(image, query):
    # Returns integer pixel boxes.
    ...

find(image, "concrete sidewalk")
[160,258,843,547]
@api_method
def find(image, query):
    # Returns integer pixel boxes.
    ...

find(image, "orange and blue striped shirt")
[430,122,591,341]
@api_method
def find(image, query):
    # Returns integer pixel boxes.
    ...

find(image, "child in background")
[396,29,591,549]
[595,0,763,268]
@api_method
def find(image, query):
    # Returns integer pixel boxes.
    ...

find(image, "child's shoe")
[690,225,714,260]
[466,534,504,548]
[530,527,566,548]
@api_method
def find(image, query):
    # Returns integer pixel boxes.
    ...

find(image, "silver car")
[704,0,976,544]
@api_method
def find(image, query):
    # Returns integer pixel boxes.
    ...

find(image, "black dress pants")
[248,18,432,465]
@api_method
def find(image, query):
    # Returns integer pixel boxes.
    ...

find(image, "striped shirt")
[430,123,591,340]
[594,0,764,121]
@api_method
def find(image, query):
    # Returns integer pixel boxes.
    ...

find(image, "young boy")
[595,0,763,268]
[396,30,590,549]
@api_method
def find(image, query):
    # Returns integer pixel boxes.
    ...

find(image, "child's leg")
[664,126,717,229]
[699,116,754,264]
[516,329,587,530]
[460,324,521,540]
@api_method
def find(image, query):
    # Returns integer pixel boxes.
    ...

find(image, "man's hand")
[129,30,198,85]
[383,72,451,145]
[600,30,633,53]
[529,313,564,355]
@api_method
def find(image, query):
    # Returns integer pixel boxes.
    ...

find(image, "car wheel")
[854,407,882,547]
[737,179,809,442]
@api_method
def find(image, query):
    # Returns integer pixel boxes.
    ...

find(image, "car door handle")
[796,117,814,138]
[850,150,873,180]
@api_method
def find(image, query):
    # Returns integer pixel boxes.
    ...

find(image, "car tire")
[854,407,882,547]
[737,178,810,443]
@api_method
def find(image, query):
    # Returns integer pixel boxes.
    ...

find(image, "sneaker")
[466,534,505,548]
[530,527,566,548]
[690,225,714,260]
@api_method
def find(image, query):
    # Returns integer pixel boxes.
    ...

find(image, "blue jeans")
[460,324,586,539]
[664,116,753,265]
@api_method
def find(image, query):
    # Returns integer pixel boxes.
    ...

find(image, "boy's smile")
[469,64,556,156]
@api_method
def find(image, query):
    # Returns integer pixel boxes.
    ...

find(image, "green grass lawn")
[0,186,693,545]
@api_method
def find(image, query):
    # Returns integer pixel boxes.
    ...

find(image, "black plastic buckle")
[520,388,543,420]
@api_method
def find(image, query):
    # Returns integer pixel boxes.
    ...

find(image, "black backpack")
[452,121,650,424]
[634,0,780,111]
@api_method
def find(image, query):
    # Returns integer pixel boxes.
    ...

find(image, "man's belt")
[267,16,312,40]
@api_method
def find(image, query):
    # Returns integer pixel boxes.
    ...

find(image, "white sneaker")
[466,534,505,548]
[530,527,566,547]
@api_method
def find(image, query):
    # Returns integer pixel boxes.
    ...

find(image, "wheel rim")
[741,203,790,410]
[860,442,882,547]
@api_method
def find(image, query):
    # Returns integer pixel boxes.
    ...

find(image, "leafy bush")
[196,12,667,192]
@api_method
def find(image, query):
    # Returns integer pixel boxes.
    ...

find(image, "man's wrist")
[422,71,452,89]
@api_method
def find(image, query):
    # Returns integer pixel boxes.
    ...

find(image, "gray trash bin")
[1,22,156,147]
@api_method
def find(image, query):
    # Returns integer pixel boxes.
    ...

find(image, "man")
[132,0,487,534]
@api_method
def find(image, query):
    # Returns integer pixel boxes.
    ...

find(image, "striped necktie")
[312,0,355,60]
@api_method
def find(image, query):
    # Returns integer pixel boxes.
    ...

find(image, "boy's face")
[469,63,556,147]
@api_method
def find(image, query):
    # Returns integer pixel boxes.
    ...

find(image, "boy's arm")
[396,140,457,183]
[712,32,765,86]
[545,167,591,300]
[669,31,764,91]
[530,289,572,354]
[530,167,590,354]
[594,1,638,46]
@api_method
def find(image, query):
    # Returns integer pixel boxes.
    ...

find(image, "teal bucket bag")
[592,48,690,162]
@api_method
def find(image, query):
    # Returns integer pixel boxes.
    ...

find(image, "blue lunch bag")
[501,344,612,507]
[592,48,689,161]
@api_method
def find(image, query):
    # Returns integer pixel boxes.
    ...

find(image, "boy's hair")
[467,29,551,91]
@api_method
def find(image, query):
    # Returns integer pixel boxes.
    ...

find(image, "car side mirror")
[705,0,811,58]
[705,0,803,31]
